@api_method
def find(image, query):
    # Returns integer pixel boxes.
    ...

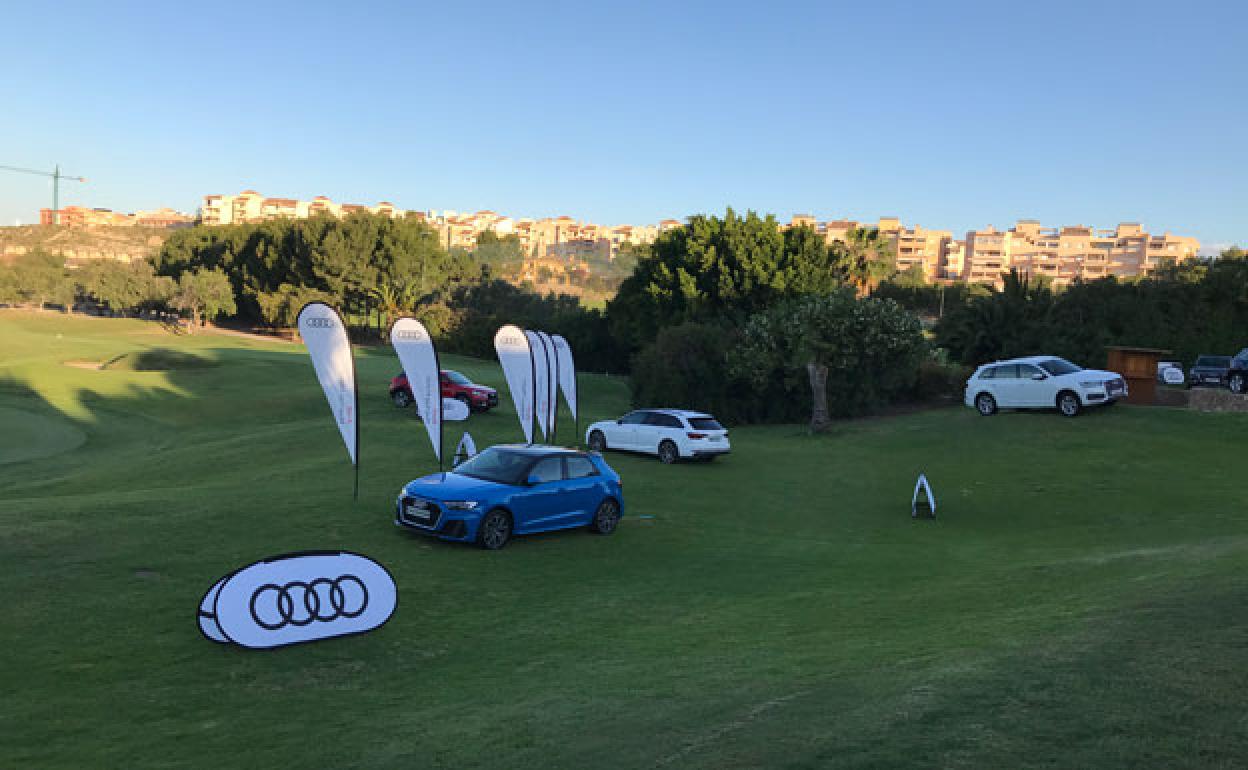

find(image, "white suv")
[964,356,1127,417]
[585,409,730,464]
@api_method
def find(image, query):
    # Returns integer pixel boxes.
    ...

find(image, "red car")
[390,369,499,413]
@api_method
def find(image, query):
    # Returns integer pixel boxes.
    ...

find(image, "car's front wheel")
[1230,373,1247,395]
[476,509,512,550]
[392,390,412,408]
[1057,391,1082,417]
[589,499,620,535]
[588,430,607,452]
[457,394,472,412]
[658,440,679,464]
[975,393,997,416]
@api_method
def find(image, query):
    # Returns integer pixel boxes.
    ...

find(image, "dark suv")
[390,369,499,412]
[1229,348,1248,395]
[1188,355,1233,388]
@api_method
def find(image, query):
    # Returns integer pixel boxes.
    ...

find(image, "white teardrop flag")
[552,334,577,426]
[536,330,559,441]
[494,325,534,444]
[390,317,443,464]
[525,329,551,441]
[296,302,358,494]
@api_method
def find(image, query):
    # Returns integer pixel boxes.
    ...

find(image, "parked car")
[964,356,1127,417]
[394,445,623,549]
[390,369,499,412]
[1229,348,1248,394]
[1187,355,1233,388]
[585,409,730,463]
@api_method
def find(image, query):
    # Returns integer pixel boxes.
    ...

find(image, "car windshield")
[1038,358,1082,376]
[689,417,724,431]
[452,448,532,485]
[444,370,472,385]
[1196,356,1230,367]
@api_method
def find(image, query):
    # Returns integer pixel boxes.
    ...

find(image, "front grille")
[399,496,441,529]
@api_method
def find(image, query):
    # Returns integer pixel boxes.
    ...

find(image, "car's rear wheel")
[1230,373,1247,395]
[476,509,512,550]
[1057,391,1082,417]
[658,440,679,464]
[392,390,412,408]
[588,430,607,452]
[975,393,997,416]
[589,499,620,535]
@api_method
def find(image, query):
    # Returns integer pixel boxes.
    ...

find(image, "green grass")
[2,309,1247,768]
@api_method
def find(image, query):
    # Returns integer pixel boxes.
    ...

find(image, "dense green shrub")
[936,258,1248,368]
[627,322,792,424]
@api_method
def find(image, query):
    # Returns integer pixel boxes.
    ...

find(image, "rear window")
[566,456,597,479]
[1196,356,1230,367]
[689,418,724,431]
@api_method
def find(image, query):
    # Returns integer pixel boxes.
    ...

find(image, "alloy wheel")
[592,500,620,534]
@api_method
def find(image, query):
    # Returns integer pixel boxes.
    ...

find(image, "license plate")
[1206,377,1221,382]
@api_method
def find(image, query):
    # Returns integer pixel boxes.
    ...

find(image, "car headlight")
[444,500,480,510]
[1078,380,1105,388]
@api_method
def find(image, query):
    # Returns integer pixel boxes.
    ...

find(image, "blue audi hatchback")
[395,445,624,549]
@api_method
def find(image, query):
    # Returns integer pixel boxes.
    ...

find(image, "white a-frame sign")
[912,474,936,518]
[452,432,478,467]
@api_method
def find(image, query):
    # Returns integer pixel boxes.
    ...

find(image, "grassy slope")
[1,310,1246,769]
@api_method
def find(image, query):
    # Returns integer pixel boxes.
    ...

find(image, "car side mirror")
[1032,373,1046,381]
[526,474,543,486]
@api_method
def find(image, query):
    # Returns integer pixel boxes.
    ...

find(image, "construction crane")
[0,164,87,225]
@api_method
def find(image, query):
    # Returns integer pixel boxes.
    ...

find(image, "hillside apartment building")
[199,191,1200,288]
[201,190,678,263]
[40,206,194,228]
[787,215,1199,287]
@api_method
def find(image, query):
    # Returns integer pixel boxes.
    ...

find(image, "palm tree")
[370,280,419,330]
[837,227,896,296]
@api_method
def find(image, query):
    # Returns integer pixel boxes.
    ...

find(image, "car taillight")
[687,432,706,439]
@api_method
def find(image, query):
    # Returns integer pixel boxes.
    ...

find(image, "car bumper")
[394,498,480,542]
[690,446,731,457]
[469,393,499,410]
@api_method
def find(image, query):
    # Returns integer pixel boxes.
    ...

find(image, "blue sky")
[2,0,1244,249]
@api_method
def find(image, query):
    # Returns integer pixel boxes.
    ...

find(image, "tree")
[833,226,896,296]
[607,210,846,353]
[6,250,72,310]
[474,230,526,275]
[171,269,236,332]
[733,292,926,431]
[77,259,172,316]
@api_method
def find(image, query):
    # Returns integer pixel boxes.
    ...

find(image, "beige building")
[789,214,1198,285]
[961,220,1200,287]
[201,190,402,226]
[40,205,193,228]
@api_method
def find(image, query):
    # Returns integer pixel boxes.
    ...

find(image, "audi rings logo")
[198,552,396,650]
[303,316,336,329]
[249,575,368,630]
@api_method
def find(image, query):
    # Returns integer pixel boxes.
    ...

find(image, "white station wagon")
[585,409,730,464]
[964,356,1127,417]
